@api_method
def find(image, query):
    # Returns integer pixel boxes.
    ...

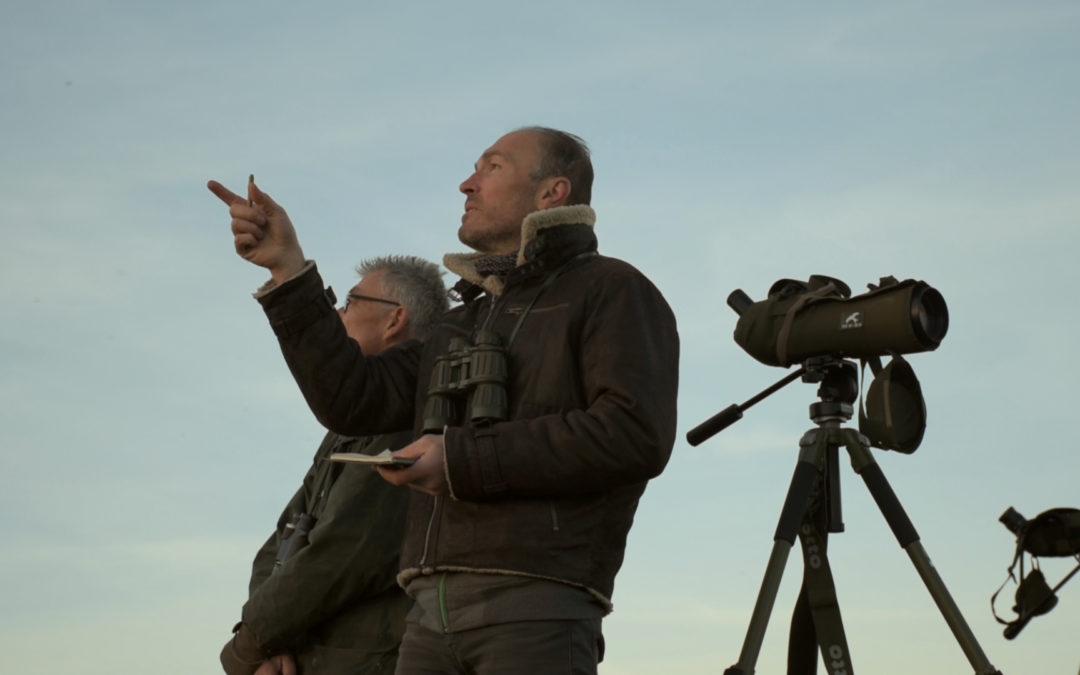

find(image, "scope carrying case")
[857,354,926,454]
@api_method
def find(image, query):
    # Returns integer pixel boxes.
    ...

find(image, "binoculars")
[422,329,509,433]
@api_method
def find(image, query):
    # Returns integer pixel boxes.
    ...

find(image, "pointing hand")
[208,178,306,283]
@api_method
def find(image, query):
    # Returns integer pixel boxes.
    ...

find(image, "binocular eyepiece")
[422,330,509,433]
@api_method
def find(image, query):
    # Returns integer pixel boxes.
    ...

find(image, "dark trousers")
[394,618,604,675]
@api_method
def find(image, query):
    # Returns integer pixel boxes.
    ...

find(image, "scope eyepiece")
[727,289,753,316]
[999,507,1028,536]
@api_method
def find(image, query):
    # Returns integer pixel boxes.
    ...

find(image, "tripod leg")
[726,431,827,675]
[842,430,1003,675]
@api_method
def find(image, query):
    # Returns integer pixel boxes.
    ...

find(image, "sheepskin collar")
[444,204,596,297]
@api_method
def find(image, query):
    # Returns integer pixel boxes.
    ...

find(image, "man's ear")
[382,306,409,345]
[536,176,572,209]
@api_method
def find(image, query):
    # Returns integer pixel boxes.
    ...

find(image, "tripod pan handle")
[686,404,743,446]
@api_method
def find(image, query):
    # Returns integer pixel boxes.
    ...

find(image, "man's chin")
[457,223,473,247]
[458,219,489,249]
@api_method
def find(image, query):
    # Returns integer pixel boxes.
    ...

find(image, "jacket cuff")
[444,426,507,500]
[256,262,338,339]
[219,623,265,675]
[252,260,317,298]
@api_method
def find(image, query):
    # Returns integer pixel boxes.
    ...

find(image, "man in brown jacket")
[210,126,679,674]
[219,256,447,675]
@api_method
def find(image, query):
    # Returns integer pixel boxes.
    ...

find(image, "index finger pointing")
[207,180,245,206]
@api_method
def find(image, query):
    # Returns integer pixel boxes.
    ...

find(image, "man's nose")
[459,173,478,194]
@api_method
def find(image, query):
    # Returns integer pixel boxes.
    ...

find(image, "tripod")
[687,358,1002,675]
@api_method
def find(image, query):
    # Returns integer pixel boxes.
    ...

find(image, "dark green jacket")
[242,431,412,674]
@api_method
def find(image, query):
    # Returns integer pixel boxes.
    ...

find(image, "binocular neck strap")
[505,251,597,348]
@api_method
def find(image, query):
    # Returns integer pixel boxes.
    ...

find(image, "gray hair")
[517,126,593,206]
[356,255,449,340]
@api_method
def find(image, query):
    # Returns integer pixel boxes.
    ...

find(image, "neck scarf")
[473,252,518,277]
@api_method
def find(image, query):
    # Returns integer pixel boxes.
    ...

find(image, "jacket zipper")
[418,495,440,567]
[438,572,451,633]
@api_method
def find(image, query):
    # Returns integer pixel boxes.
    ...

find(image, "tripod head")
[687,349,926,455]
[802,357,858,424]
[685,356,860,447]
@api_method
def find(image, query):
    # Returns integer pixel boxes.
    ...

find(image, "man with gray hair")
[220,255,448,675]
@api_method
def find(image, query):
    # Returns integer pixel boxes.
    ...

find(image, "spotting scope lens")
[911,285,949,349]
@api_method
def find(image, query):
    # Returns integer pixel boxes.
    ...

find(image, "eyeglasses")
[344,292,400,312]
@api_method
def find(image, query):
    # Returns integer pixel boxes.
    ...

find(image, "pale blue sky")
[2,1,1078,673]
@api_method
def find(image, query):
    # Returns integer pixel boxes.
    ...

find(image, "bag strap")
[789,470,855,674]
[775,282,844,366]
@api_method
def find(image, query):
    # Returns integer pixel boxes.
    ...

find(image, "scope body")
[731,279,948,367]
